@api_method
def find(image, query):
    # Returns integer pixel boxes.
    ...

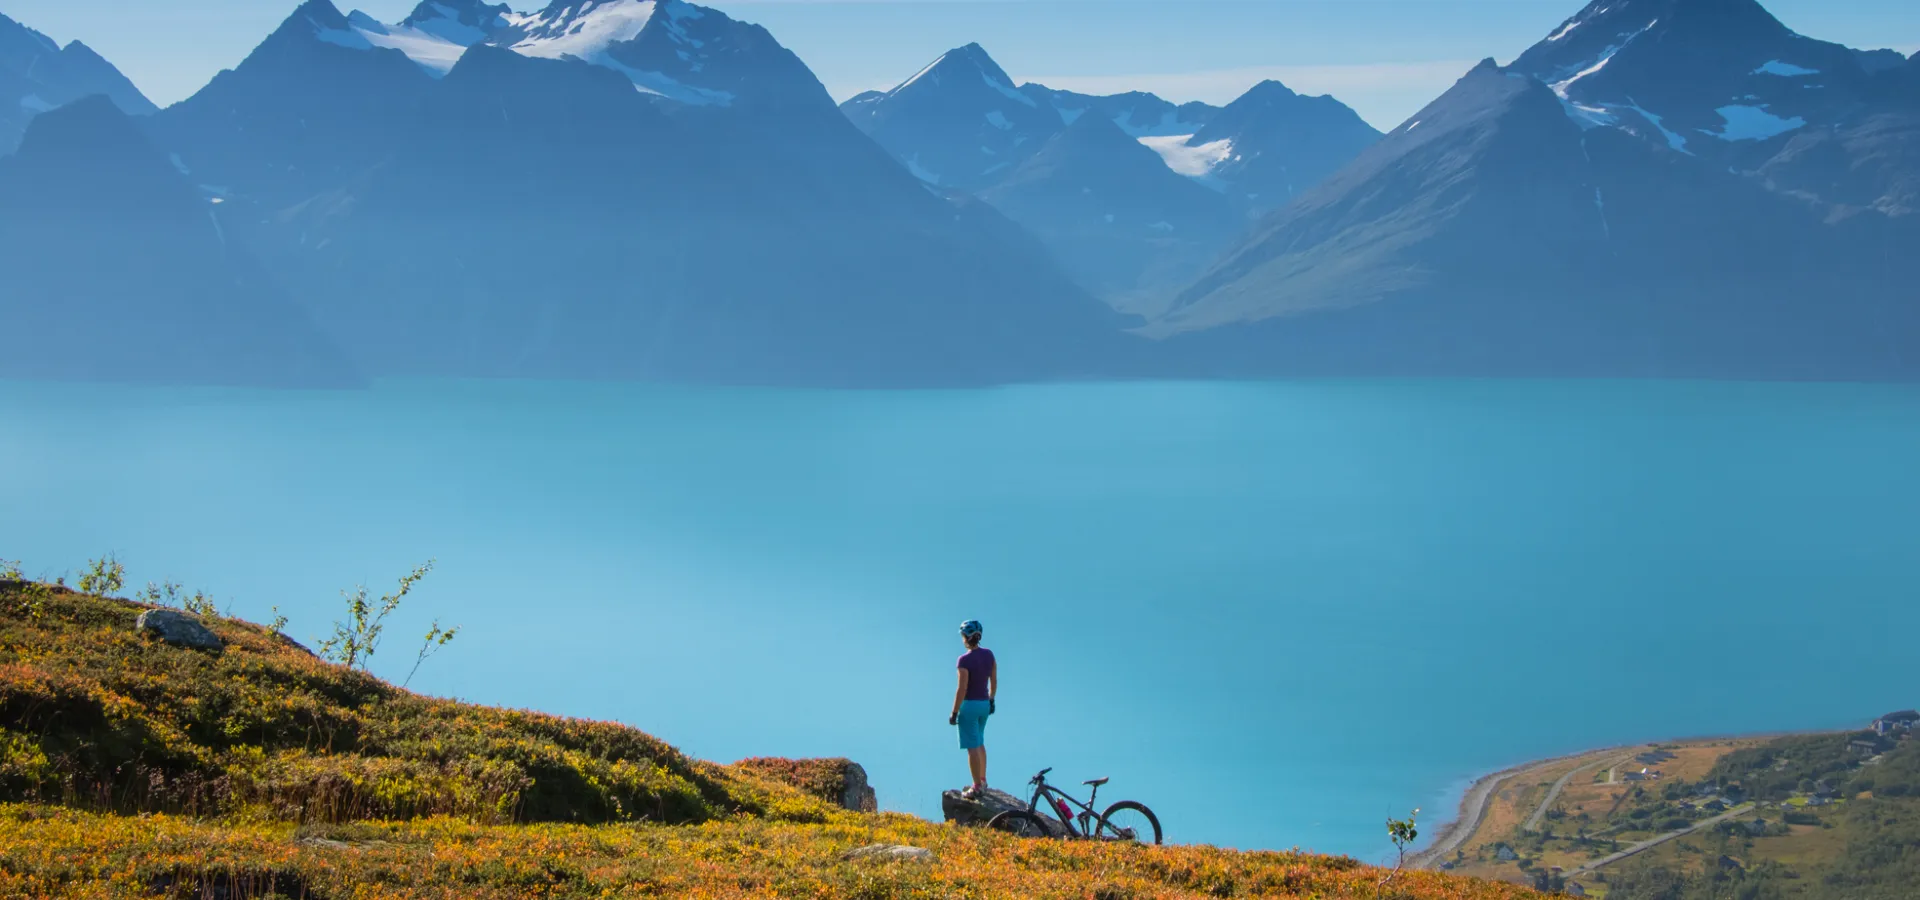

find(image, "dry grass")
[0,804,1548,900]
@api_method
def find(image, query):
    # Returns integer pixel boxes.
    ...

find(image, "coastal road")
[1572,804,1756,874]
[1522,754,1637,833]
[1413,769,1517,869]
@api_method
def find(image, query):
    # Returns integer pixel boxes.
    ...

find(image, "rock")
[841,761,878,813]
[844,844,935,863]
[941,787,1067,836]
[134,609,223,651]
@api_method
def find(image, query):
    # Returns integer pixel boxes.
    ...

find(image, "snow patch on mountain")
[1550,19,1658,98]
[340,12,470,75]
[510,0,660,60]
[1706,104,1805,141]
[904,154,940,184]
[593,55,732,105]
[1562,98,1618,129]
[1112,108,1210,138]
[1751,60,1819,77]
[404,1,526,45]
[1545,5,1610,43]
[1621,101,1689,153]
[895,54,946,93]
[302,0,740,103]
[983,71,1037,108]
[1139,135,1234,177]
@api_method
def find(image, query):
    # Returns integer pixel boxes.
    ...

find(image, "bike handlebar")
[1031,767,1053,784]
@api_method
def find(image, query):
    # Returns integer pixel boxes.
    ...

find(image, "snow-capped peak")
[274,0,784,106]
[401,1,521,45]
[889,43,1037,108]
[508,0,661,61]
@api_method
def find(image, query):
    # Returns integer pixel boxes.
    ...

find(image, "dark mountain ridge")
[842,43,1380,308]
[1153,58,1920,379]
[192,8,1126,387]
[0,98,359,387]
[0,12,156,153]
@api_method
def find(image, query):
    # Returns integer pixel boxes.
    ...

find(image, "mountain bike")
[987,767,1162,845]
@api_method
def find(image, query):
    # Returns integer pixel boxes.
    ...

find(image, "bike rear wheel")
[987,809,1055,839]
[1094,800,1162,845]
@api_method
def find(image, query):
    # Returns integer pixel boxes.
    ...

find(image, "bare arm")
[952,668,968,719]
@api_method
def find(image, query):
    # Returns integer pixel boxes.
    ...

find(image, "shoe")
[961,786,983,800]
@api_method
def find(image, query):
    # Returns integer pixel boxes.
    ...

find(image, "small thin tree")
[77,554,125,596]
[404,619,460,688]
[320,560,435,671]
[1378,808,1420,899]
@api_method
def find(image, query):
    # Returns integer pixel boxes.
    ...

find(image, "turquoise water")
[3,378,1918,859]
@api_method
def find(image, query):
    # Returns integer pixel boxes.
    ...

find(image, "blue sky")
[8,0,1918,129]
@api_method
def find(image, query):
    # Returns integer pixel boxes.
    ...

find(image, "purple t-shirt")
[957,647,995,701]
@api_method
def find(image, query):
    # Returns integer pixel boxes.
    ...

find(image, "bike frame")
[1024,772,1106,837]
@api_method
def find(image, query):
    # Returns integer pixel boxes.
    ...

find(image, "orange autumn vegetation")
[735,757,860,807]
[0,577,1543,899]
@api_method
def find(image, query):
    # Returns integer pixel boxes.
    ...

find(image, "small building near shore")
[1873,710,1919,735]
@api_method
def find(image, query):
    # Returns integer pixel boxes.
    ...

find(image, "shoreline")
[1410,746,1633,869]
[1411,729,1849,870]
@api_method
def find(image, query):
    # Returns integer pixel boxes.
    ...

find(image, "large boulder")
[133,608,223,651]
[840,761,878,813]
[942,787,1068,836]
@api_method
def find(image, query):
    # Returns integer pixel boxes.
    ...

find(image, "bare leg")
[969,746,988,789]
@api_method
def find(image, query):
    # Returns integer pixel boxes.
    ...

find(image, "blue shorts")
[957,699,991,749]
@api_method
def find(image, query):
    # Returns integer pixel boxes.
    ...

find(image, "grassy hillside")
[0,572,1540,899]
[1601,729,1920,900]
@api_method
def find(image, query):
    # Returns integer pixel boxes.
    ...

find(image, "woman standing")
[950,619,997,799]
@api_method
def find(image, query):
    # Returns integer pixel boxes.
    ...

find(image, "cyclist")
[949,619,997,799]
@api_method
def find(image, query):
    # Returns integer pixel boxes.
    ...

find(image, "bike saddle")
[1083,777,1110,787]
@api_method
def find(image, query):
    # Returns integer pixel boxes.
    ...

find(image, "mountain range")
[0,0,1915,386]
[842,44,1383,309]
[58,0,1124,387]
[0,12,154,154]
[1156,0,1920,379]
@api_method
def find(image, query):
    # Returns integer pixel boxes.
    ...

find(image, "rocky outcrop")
[732,757,877,812]
[840,761,877,813]
[133,609,223,651]
[843,844,935,863]
[941,787,1068,836]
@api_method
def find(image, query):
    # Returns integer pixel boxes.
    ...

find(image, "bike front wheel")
[1094,800,1162,845]
[987,809,1055,839]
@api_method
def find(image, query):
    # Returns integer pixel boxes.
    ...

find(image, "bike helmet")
[959,620,984,639]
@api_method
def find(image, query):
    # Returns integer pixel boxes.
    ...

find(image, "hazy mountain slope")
[842,46,1378,307]
[1509,0,1872,168]
[0,12,156,153]
[1507,0,1920,216]
[126,1,1125,387]
[1152,60,1920,379]
[1176,80,1383,213]
[251,43,1123,386]
[0,98,357,387]
[151,0,439,208]
[841,43,1063,190]
[980,112,1241,314]
[1028,86,1220,137]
